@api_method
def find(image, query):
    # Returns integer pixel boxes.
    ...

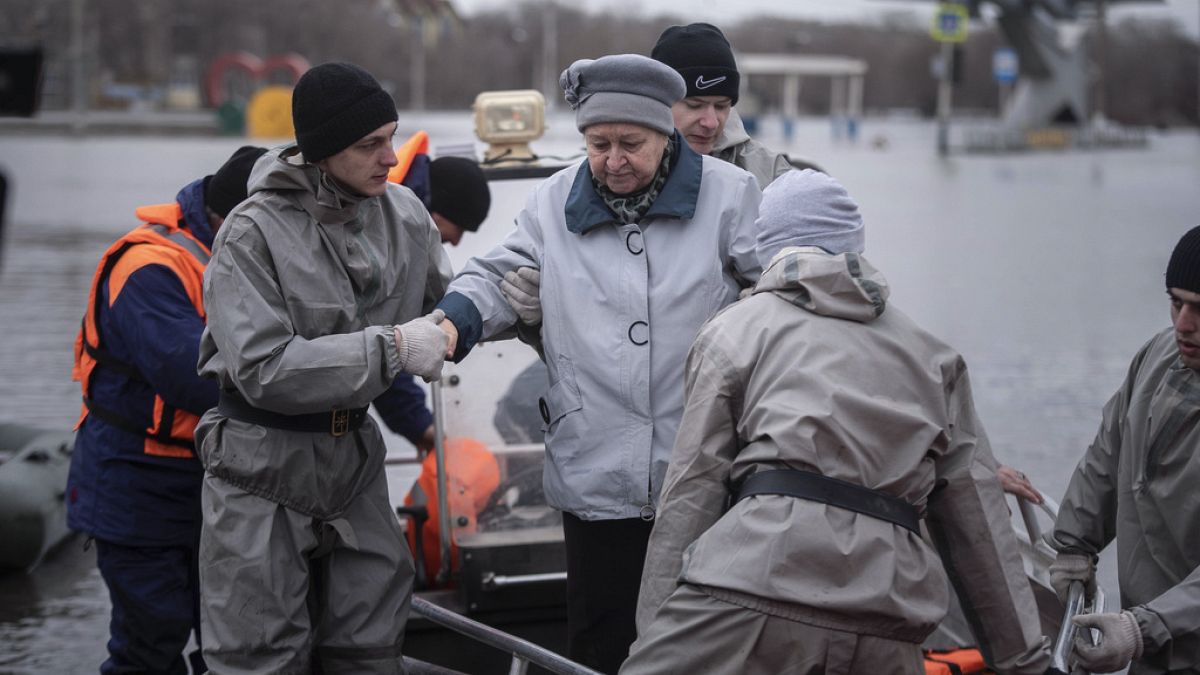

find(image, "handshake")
[392,267,541,382]
[392,310,459,381]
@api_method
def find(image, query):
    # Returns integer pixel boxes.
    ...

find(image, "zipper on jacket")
[641,474,655,521]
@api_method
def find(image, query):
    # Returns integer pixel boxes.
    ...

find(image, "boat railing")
[1016,492,1060,548]
[1014,488,1104,675]
[410,596,602,675]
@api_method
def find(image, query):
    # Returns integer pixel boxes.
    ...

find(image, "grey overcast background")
[454,0,1200,37]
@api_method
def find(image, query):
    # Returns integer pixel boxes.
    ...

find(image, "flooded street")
[1,114,1198,672]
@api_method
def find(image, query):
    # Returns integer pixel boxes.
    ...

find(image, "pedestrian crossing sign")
[931,3,969,43]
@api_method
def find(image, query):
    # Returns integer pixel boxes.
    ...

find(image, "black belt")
[218,391,368,437]
[734,469,921,534]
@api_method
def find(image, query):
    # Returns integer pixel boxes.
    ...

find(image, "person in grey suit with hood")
[1048,225,1200,674]
[196,62,452,674]
[623,170,1050,675]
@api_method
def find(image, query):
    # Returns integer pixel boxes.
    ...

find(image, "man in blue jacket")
[68,145,265,675]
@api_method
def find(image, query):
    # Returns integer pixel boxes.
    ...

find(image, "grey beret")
[756,169,865,269]
[559,54,686,136]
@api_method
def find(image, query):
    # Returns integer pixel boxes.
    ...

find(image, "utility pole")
[410,17,426,111]
[541,0,558,111]
[70,0,87,133]
[1094,0,1107,123]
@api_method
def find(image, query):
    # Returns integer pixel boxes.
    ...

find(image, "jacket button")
[625,231,643,255]
[628,321,648,345]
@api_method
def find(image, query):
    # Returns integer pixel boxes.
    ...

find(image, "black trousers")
[561,512,654,675]
[95,539,206,675]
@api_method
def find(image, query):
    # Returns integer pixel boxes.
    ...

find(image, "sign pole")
[931,2,967,156]
[937,40,953,156]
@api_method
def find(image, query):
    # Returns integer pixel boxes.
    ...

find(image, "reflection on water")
[1,117,1198,671]
[0,537,109,674]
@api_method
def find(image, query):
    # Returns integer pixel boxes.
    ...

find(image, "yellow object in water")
[1025,128,1070,149]
[246,85,295,140]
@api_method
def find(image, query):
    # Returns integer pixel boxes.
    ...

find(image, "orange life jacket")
[923,648,990,675]
[72,202,210,458]
[403,437,501,585]
[387,130,430,185]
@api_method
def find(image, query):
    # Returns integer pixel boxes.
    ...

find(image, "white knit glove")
[393,310,449,382]
[1072,611,1143,673]
[1049,552,1096,602]
[500,267,541,325]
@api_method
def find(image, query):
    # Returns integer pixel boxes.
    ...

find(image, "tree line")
[1,0,1196,127]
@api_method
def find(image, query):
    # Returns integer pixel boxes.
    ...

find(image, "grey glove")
[393,309,449,382]
[1049,552,1096,602]
[500,267,541,325]
[1072,611,1143,673]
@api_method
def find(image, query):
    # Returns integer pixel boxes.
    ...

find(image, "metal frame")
[410,596,601,675]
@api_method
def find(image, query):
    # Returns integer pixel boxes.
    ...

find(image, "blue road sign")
[931,3,969,43]
[993,47,1018,84]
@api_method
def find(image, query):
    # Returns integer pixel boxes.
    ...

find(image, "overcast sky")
[451,0,1200,37]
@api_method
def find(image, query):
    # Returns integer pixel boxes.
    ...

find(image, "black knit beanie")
[292,62,398,163]
[430,156,491,232]
[205,145,267,218]
[651,23,740,104]
[1166,225,1200,293]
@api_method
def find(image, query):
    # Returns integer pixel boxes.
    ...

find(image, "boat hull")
[0,423,74,570]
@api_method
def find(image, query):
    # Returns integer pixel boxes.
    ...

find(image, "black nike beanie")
[651,23,740,104]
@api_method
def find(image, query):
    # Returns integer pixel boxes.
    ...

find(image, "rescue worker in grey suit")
[1048,224,1200,674]
[622,169,1051,675]
[650,22,793,190]
[195,62,452,674]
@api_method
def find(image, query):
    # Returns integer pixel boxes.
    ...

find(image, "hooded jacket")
[637,248,1049,673]
[711,109,795,189]
[1053,328,1200,674]
[196,144,452,518]
[438,134,761,520]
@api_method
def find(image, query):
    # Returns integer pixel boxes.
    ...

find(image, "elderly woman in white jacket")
[436,53,761,673]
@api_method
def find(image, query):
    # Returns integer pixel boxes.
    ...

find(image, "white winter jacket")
[439,134,761,520]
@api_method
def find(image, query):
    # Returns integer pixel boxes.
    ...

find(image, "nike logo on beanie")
[695,75,727,90]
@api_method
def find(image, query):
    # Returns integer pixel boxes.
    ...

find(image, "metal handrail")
[482,571,569,589]
[430,379,453,586]
[411,596,602,675]
[1049,580,1086,673]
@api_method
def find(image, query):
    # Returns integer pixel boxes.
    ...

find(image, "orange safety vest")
[923,648,990,675]
[403,437,501,586]
[387,130,430,185]
[72,202,210,458]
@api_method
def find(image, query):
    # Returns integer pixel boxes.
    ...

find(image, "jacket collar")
[712,108,751,154]
[564,131,702,235]
[753,247,890,323]
[176,177,215,248]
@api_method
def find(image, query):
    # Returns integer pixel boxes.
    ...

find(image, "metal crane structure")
[947,0,1158,130]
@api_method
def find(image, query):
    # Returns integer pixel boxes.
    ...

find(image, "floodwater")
[1,113,1198,673]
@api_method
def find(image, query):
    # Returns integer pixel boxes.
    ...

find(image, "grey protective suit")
[1052,328,1200,674]
[624,248,1050,675]
[711,109,795,189]
[195,145,452,674]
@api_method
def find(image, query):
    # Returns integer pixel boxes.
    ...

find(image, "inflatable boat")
[0,422,74,570]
